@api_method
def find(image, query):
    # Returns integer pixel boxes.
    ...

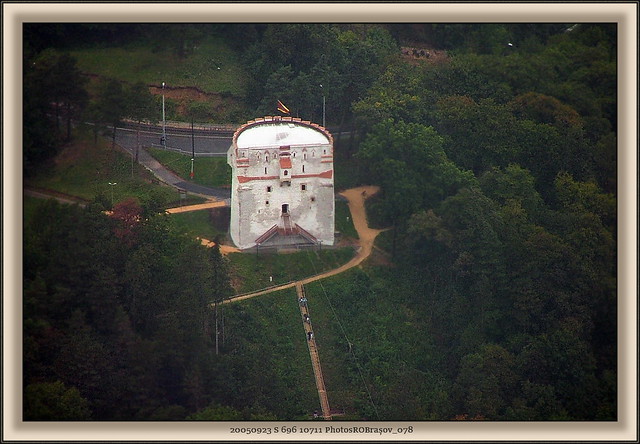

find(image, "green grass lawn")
[147,148,231,188]
[25,129,200,209]
[302,266,422,420]
[335,200,358,239]
[226,247,355,295]
[71,37,248,96]
[169,209,225,241]
[222,286,319,419]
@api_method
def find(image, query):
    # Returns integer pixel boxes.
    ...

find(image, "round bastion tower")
[226,116,335,250]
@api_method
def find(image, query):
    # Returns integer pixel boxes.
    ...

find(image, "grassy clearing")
[373,226,395,254]
[335,200,358,239]
[226,247,355,295]
[168,209,225,241]
[301,270,365,419]
[24,196,45,221]
[25,129,198,209]
[148,148,231,188]
[222,287,319,418]
[71,37,248,96]
[302,266,422,420]
[25,129,179,205]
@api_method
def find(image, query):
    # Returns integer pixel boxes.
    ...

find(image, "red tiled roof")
[237,175,278,183]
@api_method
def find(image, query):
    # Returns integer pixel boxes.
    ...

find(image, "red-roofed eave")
[237,175,279,183]
[292,170,333,179]
[237,170,333,183]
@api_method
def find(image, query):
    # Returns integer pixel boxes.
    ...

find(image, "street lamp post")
[108,182,117,206]
[320,84,325,128]
[161,82,166,147]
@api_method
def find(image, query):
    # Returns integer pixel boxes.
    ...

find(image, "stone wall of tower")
[227,117,335,250]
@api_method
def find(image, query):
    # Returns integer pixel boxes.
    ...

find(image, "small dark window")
[311,196,316,202]
[301,184,307,191]
[266,200,269,205]
[302,165,305,173]
[267,186,272,192]
[264,167,268,174]
[284,170,289,176]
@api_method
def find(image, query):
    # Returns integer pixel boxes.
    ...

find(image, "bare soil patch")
[149,85,234,117]
[400,46,449,66]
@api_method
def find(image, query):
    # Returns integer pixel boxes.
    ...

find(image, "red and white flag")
[277,100,290,114]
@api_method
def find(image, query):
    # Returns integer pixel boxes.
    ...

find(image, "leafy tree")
[24,381,91,421]
[505,380,569,420]
[554,171,616,231]
[25,49,88,140]
[509,92,584,128]
[479,164,546,223]
[425,54,514,102]
[591,131,616,194]
[23,49,88,171]
[434,95,520,174]
[95,77,128,150]
[187,403,242,420]
[126,82,158,162]
[358,119,474,208]
[452,344,517,419]
[517,328,599,418]
[353,60,432,133]
[110,197,143,243]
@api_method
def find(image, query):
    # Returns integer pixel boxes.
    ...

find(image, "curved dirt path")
[165,200,241,255]
[198,237,240,256]
[165,200,227,213]
[222,185,383,304]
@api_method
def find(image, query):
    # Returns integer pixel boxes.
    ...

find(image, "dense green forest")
[23,23,616,420]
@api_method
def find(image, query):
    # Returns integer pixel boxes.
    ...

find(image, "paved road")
[115,122,349,157]
[113,121,351,201]
[113,127,231,200]
[115,125,232,156]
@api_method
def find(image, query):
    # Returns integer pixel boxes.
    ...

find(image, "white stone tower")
[227,116,335,250]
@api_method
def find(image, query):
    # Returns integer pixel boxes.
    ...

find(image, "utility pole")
[108,182,117,206]
[190,117,195,179]
[161,82,166,147]
[215,301,219,356]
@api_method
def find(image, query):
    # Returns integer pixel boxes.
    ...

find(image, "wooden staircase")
[296,283,331,420]
[254,215,319,247]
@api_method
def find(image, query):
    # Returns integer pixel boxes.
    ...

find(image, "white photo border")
[3,2,637,442]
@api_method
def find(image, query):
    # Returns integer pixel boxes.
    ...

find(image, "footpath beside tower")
[227,116,335,250]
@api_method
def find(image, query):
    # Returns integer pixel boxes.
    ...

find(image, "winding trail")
[165,200,227,213]
[221,185,383,304]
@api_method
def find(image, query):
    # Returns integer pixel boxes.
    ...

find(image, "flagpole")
[320,84,325,127]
